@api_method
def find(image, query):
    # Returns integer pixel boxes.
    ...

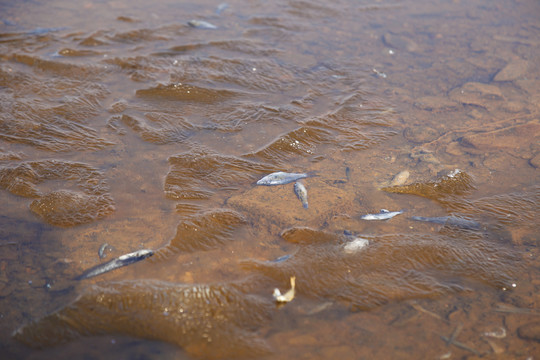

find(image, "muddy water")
[1,0,539,358]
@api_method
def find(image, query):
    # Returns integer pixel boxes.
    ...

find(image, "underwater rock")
[459,121,540,159]
[388,170,410,187]
[382,33,419,52]
[228,179,355,233]
[403,126,439,144]
[449,82,503,110]
[381,169,475,207]
[13,279,273,358]
[493,59,529,82]
[517,321,540,342]
[413,96,460,112]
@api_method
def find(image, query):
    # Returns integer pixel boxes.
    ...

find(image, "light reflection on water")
[1,0,539,358]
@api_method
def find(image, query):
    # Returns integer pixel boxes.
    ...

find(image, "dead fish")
[410,215,481,230]
[187,20,218,29]
[75,249,154,280]
[271,254,293,263]
[98,243,112,259]
[256,171,313,186]
[273,276,296,303]
[293,181,308,209]
[361,209,404,220]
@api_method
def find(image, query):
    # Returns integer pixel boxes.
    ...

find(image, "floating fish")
[75,249,154,280]
[256,171,312,186]
[273,276,296,303]
[272,254,292,263]
[293,181,308,209]
[187,20,218,29]
[410,215,481,230]
[98,243,112,259]
[360,209,404,220]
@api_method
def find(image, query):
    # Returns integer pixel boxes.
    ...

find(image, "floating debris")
[293,181,308,209]
[273,276,296,303]
[187,20,218,29]
[483,327,507,339]
[75,249,154,280]
[256,171,312,186]
[361,209,404,220]
[372,68,387,78]
[410,215,482,230]
[343,237,369,254]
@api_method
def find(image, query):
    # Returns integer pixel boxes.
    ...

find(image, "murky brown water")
[1,0,539,358]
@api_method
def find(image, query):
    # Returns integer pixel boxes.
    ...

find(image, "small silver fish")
[187,20,218,29]
[361,209,404,220]
[293,181,308,209]
[410,215,481,230]
[75,249,154,280]
[98,243,111,259]
[257,171,311,186]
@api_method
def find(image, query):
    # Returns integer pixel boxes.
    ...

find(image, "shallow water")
[1,0,539,358]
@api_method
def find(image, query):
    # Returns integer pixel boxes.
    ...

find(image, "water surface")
[1,0,539,358]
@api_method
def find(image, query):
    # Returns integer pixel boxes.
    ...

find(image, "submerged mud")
[0,160,114,226]
[14,279,273,359]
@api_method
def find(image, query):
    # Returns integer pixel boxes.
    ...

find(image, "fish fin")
[380,209,389,213]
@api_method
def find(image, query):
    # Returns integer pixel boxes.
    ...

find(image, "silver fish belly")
[293,181,308,209]
[361,209,404,220]
[75,249,154,280]
[256,171,309,186]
